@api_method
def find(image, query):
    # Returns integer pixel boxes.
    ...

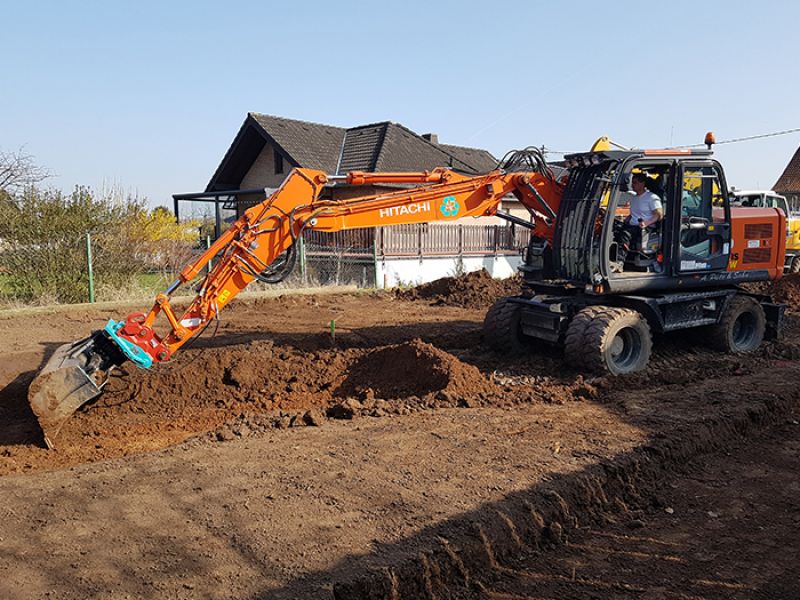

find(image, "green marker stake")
[86,233,95,303]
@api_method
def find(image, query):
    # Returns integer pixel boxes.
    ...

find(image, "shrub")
[0,187,193,304]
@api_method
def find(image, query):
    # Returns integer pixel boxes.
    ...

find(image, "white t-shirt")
[628,191,662,224]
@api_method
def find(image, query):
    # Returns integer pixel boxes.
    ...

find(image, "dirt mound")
[744,273,800,309]
[396,269,521,309]
[211,340,506,442]
[99,339,498,417]
[335,339,498,402]
[767,273,800,307]
[32,338,514,461]
[97,340,348,416]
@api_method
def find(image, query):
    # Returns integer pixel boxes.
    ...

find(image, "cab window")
[679,166,728,265]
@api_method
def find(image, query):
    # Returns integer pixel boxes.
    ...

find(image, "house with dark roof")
[774,145,800,208]
[205,113,521,218]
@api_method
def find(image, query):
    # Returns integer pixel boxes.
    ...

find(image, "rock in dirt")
[327,403,356,420]
[302,409,324,426]
[216,428,236,442]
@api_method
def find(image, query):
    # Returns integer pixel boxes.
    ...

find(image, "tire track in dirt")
[331,363,800,599]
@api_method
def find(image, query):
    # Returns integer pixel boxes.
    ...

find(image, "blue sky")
[2,0,798,207]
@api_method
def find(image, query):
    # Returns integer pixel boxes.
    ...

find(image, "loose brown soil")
[1,272,800,599]
[428,415,800,600]
[744,271,800,305]
[395,268,522,308]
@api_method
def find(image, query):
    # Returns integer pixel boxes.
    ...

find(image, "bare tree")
[0,148,50,194]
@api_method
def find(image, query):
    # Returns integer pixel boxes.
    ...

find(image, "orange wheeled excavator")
[29,141,787,447]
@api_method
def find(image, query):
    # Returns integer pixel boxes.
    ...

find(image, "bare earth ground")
[1,272,799,599]
[458,418,800,600]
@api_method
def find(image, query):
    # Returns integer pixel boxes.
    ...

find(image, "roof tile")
[250,113,345,173]
[775,146,800,192]
[338,123,388,173]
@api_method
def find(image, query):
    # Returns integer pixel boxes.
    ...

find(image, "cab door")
[676,163,731,272]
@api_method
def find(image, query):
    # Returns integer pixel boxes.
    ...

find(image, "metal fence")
[302,228,376,287]
[377,223,530,257]
[295,223,529,288]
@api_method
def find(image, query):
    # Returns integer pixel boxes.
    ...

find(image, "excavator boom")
[29,157,563,447]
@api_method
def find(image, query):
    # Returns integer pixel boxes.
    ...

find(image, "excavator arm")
[28,162,563,447]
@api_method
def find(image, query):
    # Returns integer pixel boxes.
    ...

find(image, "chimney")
[422,133,439,144]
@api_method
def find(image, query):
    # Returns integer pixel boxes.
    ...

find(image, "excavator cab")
[523,149,755,291]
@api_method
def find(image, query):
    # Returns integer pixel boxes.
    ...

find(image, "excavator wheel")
[483,297,527,354]
[789,256,800,274]
[568,306,652,375]
[708,295,766,353]
[563,306,605,368]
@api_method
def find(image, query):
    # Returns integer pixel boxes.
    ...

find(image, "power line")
[542,127,800,156]
[675,127,800,148]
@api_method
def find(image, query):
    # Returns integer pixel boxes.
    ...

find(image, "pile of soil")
[335,339,498,402]
[52,338,514,452]
[396,269,522,309]
[744,272,800,309]
[99,339,498,416]
[210,339,508,441]
[765,272,800,307]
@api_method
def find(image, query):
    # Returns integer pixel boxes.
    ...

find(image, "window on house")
[274,152,284,175]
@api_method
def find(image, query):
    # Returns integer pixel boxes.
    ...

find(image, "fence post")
[298,234,306,284]
[205,235,213,274]
[372,227,379,289]
[86,233,95,303]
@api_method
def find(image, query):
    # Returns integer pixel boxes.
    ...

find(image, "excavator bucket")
[28,335,109,449]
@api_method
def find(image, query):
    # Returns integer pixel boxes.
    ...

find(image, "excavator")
[29,137,787,448]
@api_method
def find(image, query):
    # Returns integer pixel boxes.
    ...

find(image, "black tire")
[789,256,800,274]
[563,306,605,368]
[578,307,652,375]
[709,295,766,353]
[483,297,526,354]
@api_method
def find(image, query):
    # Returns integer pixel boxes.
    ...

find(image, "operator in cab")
[612,172,663,272]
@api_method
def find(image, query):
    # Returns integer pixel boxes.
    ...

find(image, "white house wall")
[376,255,521,288]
